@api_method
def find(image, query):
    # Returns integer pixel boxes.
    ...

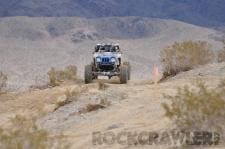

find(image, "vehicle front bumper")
[93,71,120,77]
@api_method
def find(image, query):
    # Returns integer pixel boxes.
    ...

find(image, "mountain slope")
[0,16,222,90]
[1,0,225,26]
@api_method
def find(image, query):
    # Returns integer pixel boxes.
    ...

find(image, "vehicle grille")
[101,57,110,63]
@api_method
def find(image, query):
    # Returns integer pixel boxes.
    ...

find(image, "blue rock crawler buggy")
[85,44,131,84]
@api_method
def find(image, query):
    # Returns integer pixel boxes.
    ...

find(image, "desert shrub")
[80,99,111,113]
[48,65,77,87]
[30,76,49,90]
[64,88,78,100]
[0,115,70,149]
[0,71,7,92]
[54,86,88,111]
[162,80,225,131]
[48,67,60,87]
[218,49,225,62]
[217,40,225,62]
[98,82,108,90]
[64,65,77,81]
[160,41,214,78]
[55,89,78,110]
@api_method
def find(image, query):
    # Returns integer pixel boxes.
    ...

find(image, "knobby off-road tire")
[91,62,98,79]
[120,65,128,84]
[123,62,131,80]
[85,65,93,84]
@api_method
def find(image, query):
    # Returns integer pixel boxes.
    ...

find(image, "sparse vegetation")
[0,71,7,93]
[55,94,71,109]
[98,82,108,90]
[160,41,214,78]
[80,99,111,113]
[218,49,225,63]
[47,65,78,87]
[162,80,225,131]
[217,40,225,62]
[55,87,86,111]
[0,115,70,149]
[64,88,78,100]
[30,76,49,90]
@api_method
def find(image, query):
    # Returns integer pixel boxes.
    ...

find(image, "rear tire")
[85,65,93,84]
[120,65,128,84]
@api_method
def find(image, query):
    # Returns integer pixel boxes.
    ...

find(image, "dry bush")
[54,86,89,111]
[48,67,60,87]
[218,49,225,62]
[160,41,214,78]
[162,80,225,132]
[64,88,78,100]
[80,99,111,113]
[0,71,7,93]
[99,98,111,107]
[30,76,49,90]
[55,95,71,109]
[98,82,108,90]
[86,98,111,112]
[55,88,81,111]
[86,104,106,112]
[0,115,70,149]
[64,65,77,81]
[217,40,225,62]
[48,65,77,87]
[218,79,225,88]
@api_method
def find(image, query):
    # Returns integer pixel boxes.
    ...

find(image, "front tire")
[120,65,128,84]
[91,62,98,79]
[85,65,93,84]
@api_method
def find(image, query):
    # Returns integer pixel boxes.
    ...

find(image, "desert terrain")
[0,62,225,148]
[0,4,225,148]
[0,16,223,91]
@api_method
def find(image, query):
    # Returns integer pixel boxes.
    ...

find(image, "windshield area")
[100,45,113,52]
[95,45,120,53]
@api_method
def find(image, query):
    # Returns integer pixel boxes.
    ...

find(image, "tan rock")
[43,104,58,113]
[56,95,68,106]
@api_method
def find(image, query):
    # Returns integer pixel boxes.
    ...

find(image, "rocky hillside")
[1,62,225,148]
[0,16,222,90]
[0,0,225,26]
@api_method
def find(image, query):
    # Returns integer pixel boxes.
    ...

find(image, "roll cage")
[94,44,120,53]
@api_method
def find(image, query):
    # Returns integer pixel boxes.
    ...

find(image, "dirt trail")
[37,80,169,148]
[0,62,225,148]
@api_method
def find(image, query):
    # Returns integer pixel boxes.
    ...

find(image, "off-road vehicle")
[84,44,131,84]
